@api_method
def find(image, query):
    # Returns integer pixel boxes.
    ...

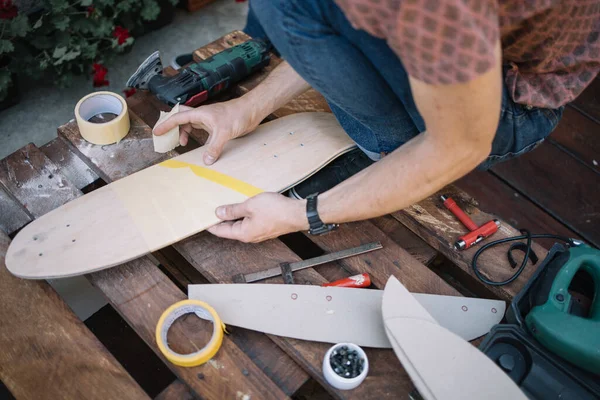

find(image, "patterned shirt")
[335,0,600,109]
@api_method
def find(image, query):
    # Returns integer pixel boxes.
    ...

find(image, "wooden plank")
[457,170,580,249]
[58,112,305,398]
[392,185,547,301]
[491,141,600,247]
[370,216,438,265]
[3,143,288,399]
[305,221,459,296]
[126,91,171,129]
[58,110,177,182]
[0,185,31,236]
[0,231,149,400]
[153,247,309,396]
[87,257,288,400]
[40,137,99,189]
[154,380,195,400]
[549,106,600,173]
[174,231,426,399]
[571,76,600,123]
[0,144,81,218]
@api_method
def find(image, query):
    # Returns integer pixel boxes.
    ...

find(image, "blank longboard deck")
[7,113,356,279]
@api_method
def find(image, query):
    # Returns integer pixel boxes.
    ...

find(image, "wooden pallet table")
[2,30,596,399]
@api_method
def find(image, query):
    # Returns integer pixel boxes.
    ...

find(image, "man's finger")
[215,202,250,221]
[179,131,189,147]
[203,131,229,165]
[207,220,247,241]
[153,110,205,136]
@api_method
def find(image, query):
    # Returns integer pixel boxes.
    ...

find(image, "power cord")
[471,229,580,286]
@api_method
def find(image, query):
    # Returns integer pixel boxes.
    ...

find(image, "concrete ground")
[1,0,248,320]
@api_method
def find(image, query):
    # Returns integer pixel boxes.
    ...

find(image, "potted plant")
[0,0,29,110]
[0,0,178,108]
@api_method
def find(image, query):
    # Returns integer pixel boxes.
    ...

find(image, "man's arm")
[209,42,503,242]
[243,61,313,127]
[318,42,503,223]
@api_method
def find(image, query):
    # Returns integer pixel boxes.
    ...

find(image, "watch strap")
[306,193,337,235]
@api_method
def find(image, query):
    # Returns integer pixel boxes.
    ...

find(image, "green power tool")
[525,243,600,374]
[126,39,271,107]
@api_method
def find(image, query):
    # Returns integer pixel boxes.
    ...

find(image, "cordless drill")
[127,39,271,107]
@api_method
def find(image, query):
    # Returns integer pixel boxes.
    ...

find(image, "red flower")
[86,5,95,17]
[92,63,109,87]
[123,87,136,98]
[0,0,18,20]
[112,26,130,45]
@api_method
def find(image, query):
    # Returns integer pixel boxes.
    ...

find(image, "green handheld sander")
[525,243,600,374]
[127,39,271,107]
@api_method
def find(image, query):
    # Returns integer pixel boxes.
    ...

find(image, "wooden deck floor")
[457,77,600,251]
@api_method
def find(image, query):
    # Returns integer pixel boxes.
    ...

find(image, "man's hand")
[153,99,260,165]
[208,193,308,243]
[153,61,310,166]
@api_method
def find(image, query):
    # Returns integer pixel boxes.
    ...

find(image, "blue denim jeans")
[251,0,564,169]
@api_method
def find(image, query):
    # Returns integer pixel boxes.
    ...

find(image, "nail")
[216,207,226,218]
[204,154,215,164]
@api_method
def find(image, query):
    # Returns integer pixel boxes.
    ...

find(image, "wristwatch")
[306,193,338,235]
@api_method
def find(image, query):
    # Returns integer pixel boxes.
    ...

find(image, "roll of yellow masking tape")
[156,300,227,367]
[74,91,130,145]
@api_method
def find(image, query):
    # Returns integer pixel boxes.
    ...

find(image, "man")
[154,0,599,243]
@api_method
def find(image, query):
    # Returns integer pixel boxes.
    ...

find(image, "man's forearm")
[241,61,312,126]
[317,132,489,224]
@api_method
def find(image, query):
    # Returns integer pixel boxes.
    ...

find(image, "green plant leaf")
[141,0,160,21]
[31,36,54,49]
[115,0,135,12]
[53,15,71,31]
[71,17,95,34]
[0,40,15,55]
[62,48,81,62]
[97,19,114,36]
[54,48,81,66]
[33,17,43,29]
[48,0,70,12]
[53,46,67,59]
[9,15,31,37]
[80,42,98,59]
[81,0,93,5]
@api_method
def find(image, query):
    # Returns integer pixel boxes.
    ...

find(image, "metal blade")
[188,284,504,347]
[238,242,382,283]
[126,50,163,90]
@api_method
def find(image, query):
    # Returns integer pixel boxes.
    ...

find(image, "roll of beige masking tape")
[75,91,130,145]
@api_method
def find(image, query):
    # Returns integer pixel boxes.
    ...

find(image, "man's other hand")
[208,193,309,243]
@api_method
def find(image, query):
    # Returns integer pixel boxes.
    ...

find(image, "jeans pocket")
[541,106,565,128]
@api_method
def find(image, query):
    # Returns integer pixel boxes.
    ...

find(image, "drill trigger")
[184,90,208,107]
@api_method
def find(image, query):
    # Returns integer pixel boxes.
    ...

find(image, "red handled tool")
[322,273,371,288]
[441,195,500,251]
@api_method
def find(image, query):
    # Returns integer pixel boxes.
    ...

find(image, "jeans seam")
[487,138,544,161]
[541,107,560,126]
[281,1,328,97]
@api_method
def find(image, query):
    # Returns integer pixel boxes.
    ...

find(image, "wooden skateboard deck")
[7,113,356,279]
